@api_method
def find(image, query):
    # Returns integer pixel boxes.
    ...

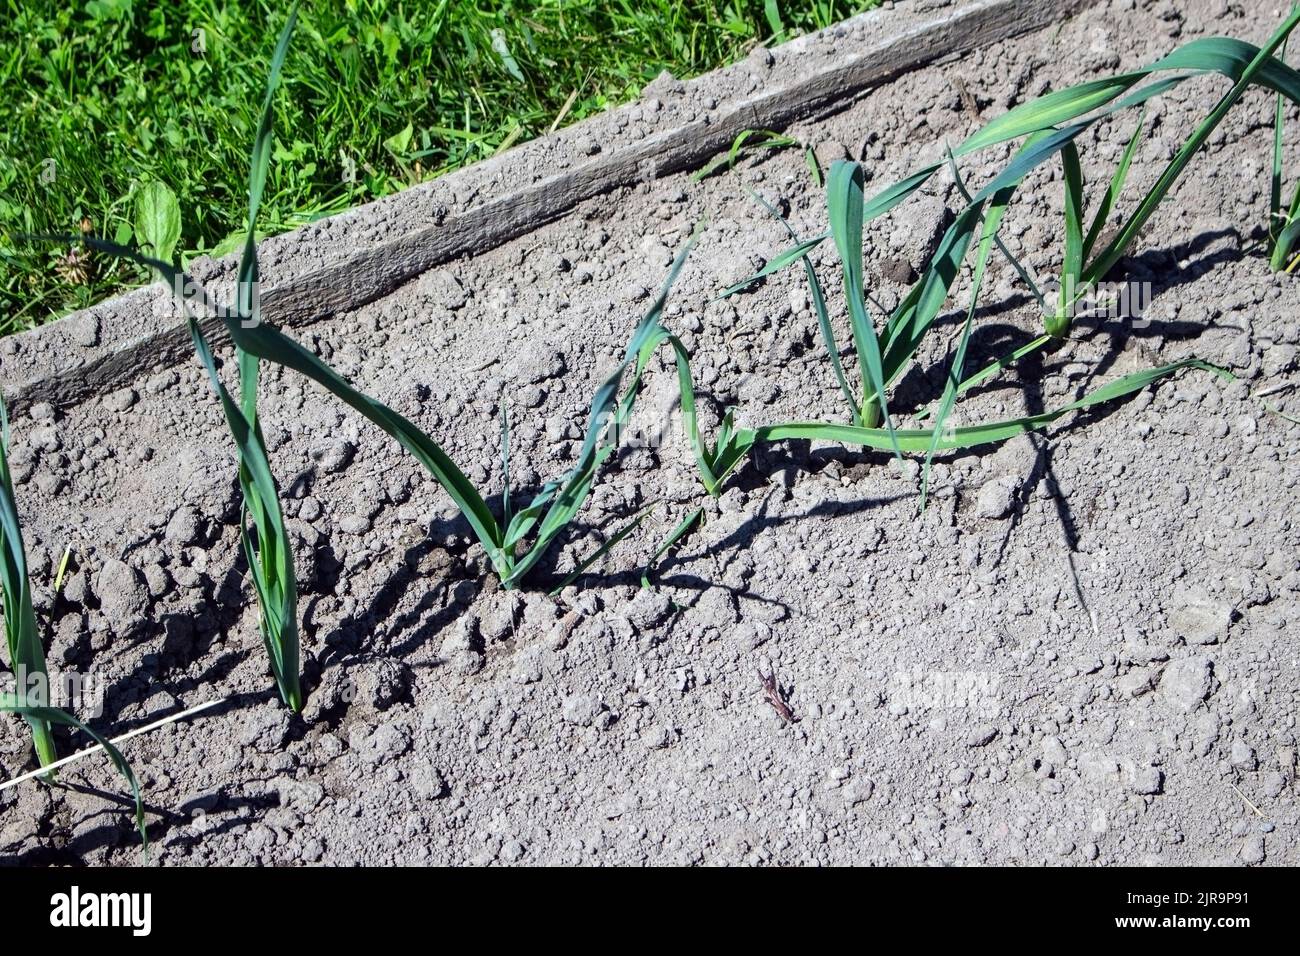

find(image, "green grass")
[0,0,874,335]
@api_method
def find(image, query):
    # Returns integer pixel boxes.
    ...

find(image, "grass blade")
[664,334,723,494]
[956,35,1300,158]
[805,147,824,187]
[1264,401,1300,425]
[1273,67,1286,250]
[1273,209,1300,266]
[946,333,1056,405]
[235,4,302,708]
[719,166,948,299]
[948,149,1046,310]
[53,547,71,594]
[239,1,299,304]
[188,319,300,709]
[1048,141,1086,338]
[879,200,983,390]
[717,233,829,297]
[501,231,701,585]
[236,315,508,573]
[707,408,759,487]
[691,129,799,182]
[1271,8,1300,269]
[955,76,1145,155]
[501,402,513,529]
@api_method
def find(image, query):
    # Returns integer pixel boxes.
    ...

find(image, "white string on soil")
[0,697,226,792]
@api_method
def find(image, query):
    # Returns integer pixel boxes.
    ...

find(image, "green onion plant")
[713,11,1300,508]
[43,6,306,711]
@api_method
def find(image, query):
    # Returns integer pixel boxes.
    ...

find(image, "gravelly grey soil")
[2,0,1297,866]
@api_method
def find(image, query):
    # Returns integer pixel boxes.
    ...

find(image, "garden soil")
[1,0,1297,865]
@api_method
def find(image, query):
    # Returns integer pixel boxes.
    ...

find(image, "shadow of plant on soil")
[946,231,1248,600]
[4,776,281,866]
